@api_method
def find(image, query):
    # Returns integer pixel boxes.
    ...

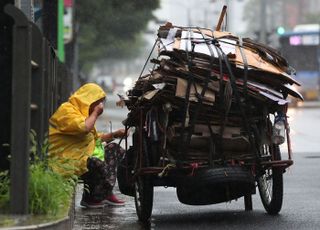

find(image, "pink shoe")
[103,194,125,206]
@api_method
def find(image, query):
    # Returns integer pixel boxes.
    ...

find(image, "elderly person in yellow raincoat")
[49,83,126,208]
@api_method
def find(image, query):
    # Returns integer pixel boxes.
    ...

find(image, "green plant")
[28,160,76,216]
[0,171,10,212]
[0,131,78,217]
[28,132,77,216]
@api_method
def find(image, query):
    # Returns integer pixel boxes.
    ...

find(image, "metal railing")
[3,4,73,214]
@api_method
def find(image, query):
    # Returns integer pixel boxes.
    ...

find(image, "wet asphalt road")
[73,101,320,230]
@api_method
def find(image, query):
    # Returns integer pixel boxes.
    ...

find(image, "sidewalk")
[72,184,136,229]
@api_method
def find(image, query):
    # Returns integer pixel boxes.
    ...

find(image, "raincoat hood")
[69,83,106,117]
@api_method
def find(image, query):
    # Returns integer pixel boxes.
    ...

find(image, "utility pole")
[260,0,267,44]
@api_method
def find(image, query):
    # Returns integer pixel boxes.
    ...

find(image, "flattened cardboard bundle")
[123,23,302,161]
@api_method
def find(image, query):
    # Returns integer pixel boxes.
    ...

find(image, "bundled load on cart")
[117,7,303,223]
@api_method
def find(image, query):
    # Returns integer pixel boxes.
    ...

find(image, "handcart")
[117,7,302,223]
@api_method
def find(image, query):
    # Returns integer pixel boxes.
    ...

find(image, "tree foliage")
[76,0,160,72]
[304,12,320,24]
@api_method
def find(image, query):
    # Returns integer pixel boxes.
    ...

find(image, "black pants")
[81,143,125,202]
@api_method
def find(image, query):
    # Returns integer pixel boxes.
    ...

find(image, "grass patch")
[0,132,77,227]
[0,171,10,212]
[0,162,76,227]
[29,161,76,216]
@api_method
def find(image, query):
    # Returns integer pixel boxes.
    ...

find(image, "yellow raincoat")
[48,83,106,177]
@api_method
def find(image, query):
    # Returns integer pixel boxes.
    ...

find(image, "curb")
[2,217,72,230]
[0,195,75,230]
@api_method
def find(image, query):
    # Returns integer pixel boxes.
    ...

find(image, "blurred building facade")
[278,0,320,29]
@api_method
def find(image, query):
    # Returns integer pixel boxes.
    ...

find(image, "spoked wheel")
[257,145,283,215]
[133,130,154,223]
[134,175,153,223]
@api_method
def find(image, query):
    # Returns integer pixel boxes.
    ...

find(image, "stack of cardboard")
[123,23,302,161]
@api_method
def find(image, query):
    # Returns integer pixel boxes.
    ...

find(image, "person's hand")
[93,102,104,116]
[85,101,104,132]
[113,128,126,138]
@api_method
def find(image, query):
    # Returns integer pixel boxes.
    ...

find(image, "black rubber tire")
[117,164,135,197]
[258,145,283,215]
[189,166,254,186]
[176,166,255,205]
[134,175,154,223]
[117,147,135,197]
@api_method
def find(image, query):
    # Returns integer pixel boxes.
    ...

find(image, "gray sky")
[151,0,249,34]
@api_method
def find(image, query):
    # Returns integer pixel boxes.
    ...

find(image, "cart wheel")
[257,145,283,215]
[134,130,154,223]
[134,175,153,223]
